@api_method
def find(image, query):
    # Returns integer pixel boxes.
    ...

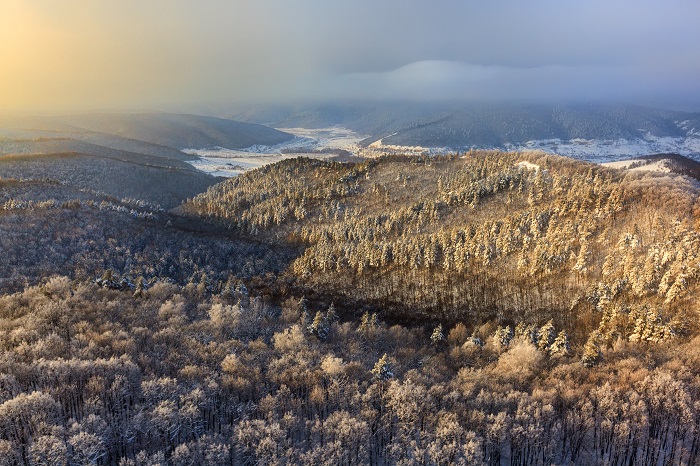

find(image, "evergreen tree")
[326,303,339,323]
[537,320,556,352]
[431,324,445,346]
[371,354,394,381]
[581,332,603,367]
[307,311,330,341]
[493,325,513,349]
[549,330,571,357]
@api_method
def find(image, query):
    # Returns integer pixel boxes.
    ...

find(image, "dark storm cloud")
[2,0,699,111]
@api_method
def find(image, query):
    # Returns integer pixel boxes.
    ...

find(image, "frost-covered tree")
[69,431,106,466]
[515,322,539,345]
[29,435,67,466]
[537,320,556,352]
[581,332,603,368]
[133,276,146,298]
[297,296,310,326]
[493,325,513,350]
[431,324,445,346]
[470,331,484,348]
[326,303,339,323]
[629,307,675,344]
[359,312,379,333]
[549,330,571,357]
[372,354,394,381]
[307,311,330,340]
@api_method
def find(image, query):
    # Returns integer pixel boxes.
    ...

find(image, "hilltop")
[51,113,294,151]
[181,151,699,345]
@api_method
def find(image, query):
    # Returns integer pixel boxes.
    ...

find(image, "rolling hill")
[181,151,700,343]
[0,151,215,209]
[0,113,297,208]
[52,113,295,150]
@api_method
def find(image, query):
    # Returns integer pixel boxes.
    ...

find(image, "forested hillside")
[183,151,700,345]
[0,151,216,209]
[3,150,700,464]
[0,176,296,292]
[0,113,297,208]
[52,114,294,151]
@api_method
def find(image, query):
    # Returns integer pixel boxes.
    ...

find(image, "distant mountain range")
[232,102,700,154]
[0,113,293,154]
[0,113,295,207]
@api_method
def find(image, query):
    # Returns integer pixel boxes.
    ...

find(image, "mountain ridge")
[232,102,700,152]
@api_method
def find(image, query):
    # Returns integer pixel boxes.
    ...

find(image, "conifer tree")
[549,330,571,357]
[581,332,603,367]
[372,354,394,381]
[307,311,330,341]
[431,324,445,346]
[537,320,556,352]
[493,325,513,350]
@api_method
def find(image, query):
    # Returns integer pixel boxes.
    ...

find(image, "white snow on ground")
[603,160,643,169]
[184,126,367,177]
[628,160,672,173]
[185,153,310,177]
[278,126,367,151]
[602,159,672,173]
[504,135,700,163]
[364,137,449,157]
[515,161,541,171]
[185,123,700,177]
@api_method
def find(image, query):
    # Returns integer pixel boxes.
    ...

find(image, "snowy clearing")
[277,126,367,151]
[185,126,367,177]
[504,136,700,163]
[602,159,672,173]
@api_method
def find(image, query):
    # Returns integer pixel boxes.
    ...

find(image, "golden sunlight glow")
[0,1,197,113]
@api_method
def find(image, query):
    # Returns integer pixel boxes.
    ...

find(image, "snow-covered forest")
[2,276,700,465]
[3,150,700,464]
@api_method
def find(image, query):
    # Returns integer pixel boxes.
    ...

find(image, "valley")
[183,126,367,177]
[234,102,700,162]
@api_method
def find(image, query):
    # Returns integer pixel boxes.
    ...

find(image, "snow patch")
[277,126,367,151]
[515,161,541,171]
[364,135,449,157]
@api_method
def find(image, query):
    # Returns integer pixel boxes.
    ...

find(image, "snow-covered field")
[602,159,672,173]
[184,126,367,177]
[185,124,700,178]
[185,151,307,177]
[277,126,366,151]
[504,135,700,163]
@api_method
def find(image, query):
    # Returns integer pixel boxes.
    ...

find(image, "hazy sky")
[1,0,699,113]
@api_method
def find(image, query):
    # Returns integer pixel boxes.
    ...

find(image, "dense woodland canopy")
[2,150,700,464]
[183,151,700,345]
